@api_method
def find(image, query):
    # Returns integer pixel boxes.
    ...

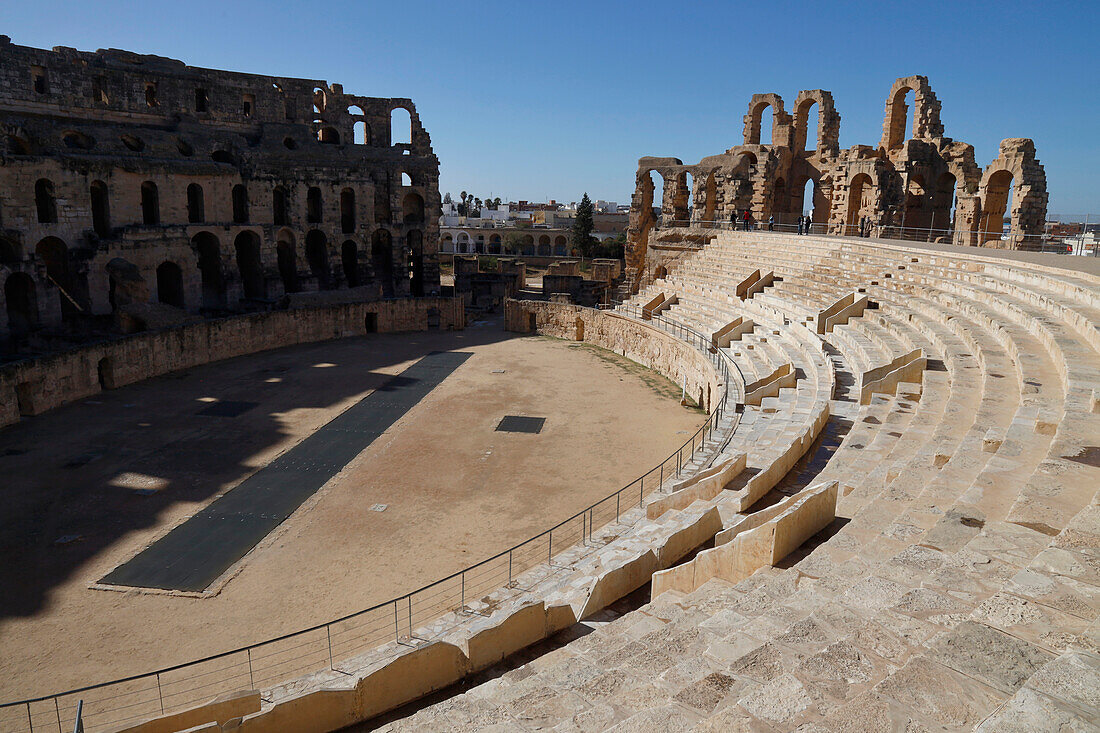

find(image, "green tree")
[571,192,597,257]
[494,197,502,209]
[503,230,525,255]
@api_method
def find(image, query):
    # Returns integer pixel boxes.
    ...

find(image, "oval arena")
[0,39,1097,733]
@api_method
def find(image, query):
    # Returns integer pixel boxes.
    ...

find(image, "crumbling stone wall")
[624,75,1048,289]
[0,37,442,349]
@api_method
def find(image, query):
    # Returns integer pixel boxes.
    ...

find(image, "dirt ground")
[0,318,703,700]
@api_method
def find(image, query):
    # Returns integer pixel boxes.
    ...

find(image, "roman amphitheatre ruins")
[0,36,1098,733]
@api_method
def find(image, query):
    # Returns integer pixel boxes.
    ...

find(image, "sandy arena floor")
[0,318,703,700]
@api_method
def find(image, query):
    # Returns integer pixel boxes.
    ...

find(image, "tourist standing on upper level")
[797,215,805,235]
[768,215,775,231]
[743,210,752,231]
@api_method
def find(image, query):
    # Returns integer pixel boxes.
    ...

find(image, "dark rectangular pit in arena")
[496,416,546,434]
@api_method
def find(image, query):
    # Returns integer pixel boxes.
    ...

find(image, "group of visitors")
[729,209,753,231]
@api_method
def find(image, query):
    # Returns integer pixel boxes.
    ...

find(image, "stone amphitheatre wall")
[504,299,723,412]
[0,297,464,427]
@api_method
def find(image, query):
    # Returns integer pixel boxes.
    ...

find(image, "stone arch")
[845,173,876,235]
[307,186,323,223]
[401,192,425,225]
[743,94,789,146]
[978,138,1047,247]
[4,272,38,338]
[371,229,395,295]
[793,90,840,154]
[390,106,412,146]
[672,171,693,223]
[141,181,159,225]
[276,229,300,293]
[156,261,184,308]
[538,235,551,256]
[272,185,289,226]
[35,178,57,224]
[191,231,226,310]
[553,235,567,256]
[880,76,943,151]
[35,236,75,319]
[90,180,111,237]
[902,173,930,232]
[187,183,205,224]
[318,126,340,144]
[232,184,249,224]
[305,229,331,289]
[341,239,360,287]
[488,234,501,254]
[407,229,424,296]
[353,120,370,145]
[341,188,356,233]
[233,230,264,299]
[930,171,957,234]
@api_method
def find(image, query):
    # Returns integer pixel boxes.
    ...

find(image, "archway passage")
[981,170,1014,245]
[371,229,395,297]
[402,192,425,225]
[156,262,185,308]
[845,173,875,235]
[35,179,57,223]
[342,240,360,287]
[902,174,930,233]
[276,232,300,294]
[886,87,915,151]
[141,181,160,225]
[341,188,356,233]
[192,232,226,310]
[35,236,78,320]
[931,172,957,237]
[4,273,38,340]
[187,183,205,224]
[391,107,412,146]
[234,231,265,299]
[232,185,249,224]
[407,229,424,296]
[305,230,331,290]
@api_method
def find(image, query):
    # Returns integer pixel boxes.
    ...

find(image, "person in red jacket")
[742,209,751,231]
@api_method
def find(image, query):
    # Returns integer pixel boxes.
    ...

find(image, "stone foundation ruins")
[0,38,442,350]
[626,75,1049,291]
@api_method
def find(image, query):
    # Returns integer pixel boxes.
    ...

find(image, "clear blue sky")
[3,0,1098,214]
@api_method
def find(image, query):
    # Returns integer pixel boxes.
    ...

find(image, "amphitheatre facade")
[0,50,1097,733]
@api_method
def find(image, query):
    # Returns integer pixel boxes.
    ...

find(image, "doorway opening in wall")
[527,313,537,332]
[364,313,378,333]
[156,261,185,308]
[15,382,34,416]
[97,357,113,390]
[426,307,440,329]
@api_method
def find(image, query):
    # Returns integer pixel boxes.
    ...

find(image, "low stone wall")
[0,298,465,428]
[504,299,722,412]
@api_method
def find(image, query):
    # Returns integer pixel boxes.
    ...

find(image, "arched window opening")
[186,183,204,223]
[232,184,249,224]
[305,230,331,289]
[195,88,208,113]
[234,231,264,299]
[522,234,534,256]
[353,121,370,145]
[538,234,551,256]
[340,188,356,233]
[156,262,185,308]
[401,192,425,225]
[312,87,327,114]
[756,103,773,146]
[400,172,412,187]
[0,237,19,265]
[144,82,157,108]
[903,174,929,232]
[981,170,1014,245]
[489,234,501,255]
[371,229,394,296]
[887,87,915,150]
[796,99,819,153]
[276,231,300,293]
[4,273,39,339]
[407,229,424,296]
[342,240,360,287]
[390,107,412,146]
[141,181,160,225]
[90,180,111,236]
[35,178,57,223]
[318,127,340,144]
[307,187,323,223]
[272,186,289,226]
[800,178,818,224]
[191,232,226,310]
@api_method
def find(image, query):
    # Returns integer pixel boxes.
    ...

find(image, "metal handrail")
[1,305,742,733]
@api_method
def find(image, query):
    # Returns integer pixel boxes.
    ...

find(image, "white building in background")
[594,200,618,213]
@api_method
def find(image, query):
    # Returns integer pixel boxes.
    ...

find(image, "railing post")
[54,698,60,733]
[408,595,414,637]
[393,601,399,641]
[508,551,513,585]
[24,701,31,733]
[639,476,643,507]
[616,492,620,521]
[327,625,334,669]
[460,571,465,609]
[548,532,552,564]
[156,673,164,715]
[247,647,255,690]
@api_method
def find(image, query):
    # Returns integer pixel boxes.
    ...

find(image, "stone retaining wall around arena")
[504,299,723,412]
[0,298,465,428]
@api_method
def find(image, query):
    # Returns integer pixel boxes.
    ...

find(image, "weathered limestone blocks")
[647,454,748,519]
[816,291,869,334]
[651,480,838,598]
[0,297,464,428]
[735,269,776,300]
[859,347,926,404]
[744,362,797,406]
[712,317,754,349]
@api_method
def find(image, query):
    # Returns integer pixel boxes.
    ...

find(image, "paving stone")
[929,621,1054,694]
